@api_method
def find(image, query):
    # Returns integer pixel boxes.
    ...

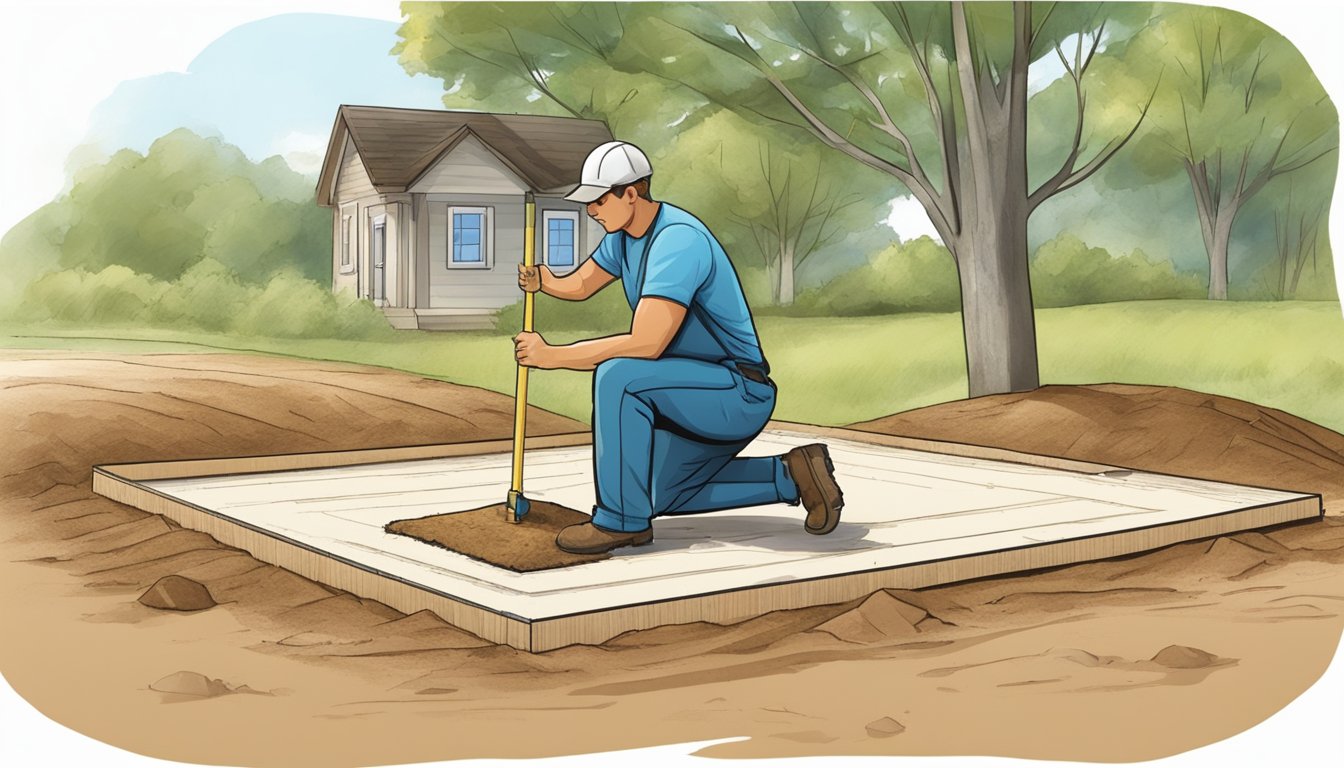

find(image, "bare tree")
[1273,185,1325,300]
[1141,7,1336,300]
[734,145,860,305]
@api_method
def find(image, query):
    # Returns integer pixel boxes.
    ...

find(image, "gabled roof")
[316,105,614,206]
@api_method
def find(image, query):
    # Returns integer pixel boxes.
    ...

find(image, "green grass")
[4,300,1344,432]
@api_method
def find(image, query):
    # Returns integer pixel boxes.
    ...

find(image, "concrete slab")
[93,426,1322,651]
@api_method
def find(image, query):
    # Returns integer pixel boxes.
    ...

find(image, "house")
[315,106,613,330]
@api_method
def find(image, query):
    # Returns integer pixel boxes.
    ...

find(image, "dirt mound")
[852,383,1344,512]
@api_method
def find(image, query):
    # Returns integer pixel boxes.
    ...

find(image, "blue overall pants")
[589,356,801,533]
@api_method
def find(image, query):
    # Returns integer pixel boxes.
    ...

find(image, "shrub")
[13,264,394,341]
[150,258,260,332]
[17,265,166,324]
[234,269,393,339]
[790,236,961,316]
[1031,234,1205,307]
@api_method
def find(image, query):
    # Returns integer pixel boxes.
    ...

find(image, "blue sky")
[84,13,446,174]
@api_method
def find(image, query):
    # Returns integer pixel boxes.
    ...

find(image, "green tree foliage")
[5,128,330,285]
[1115,4,1337,300]
[1,128,393,340]
[395,3,708,134]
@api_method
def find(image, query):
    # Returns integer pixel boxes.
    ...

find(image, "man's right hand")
[518,264,543,294]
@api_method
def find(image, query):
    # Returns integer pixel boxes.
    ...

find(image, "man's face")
[586,186,637,234]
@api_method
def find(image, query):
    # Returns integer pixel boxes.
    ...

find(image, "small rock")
[866,716,905,738]
[1151,645,1220,669]
[150,671,234,698]
[138,575,216,611]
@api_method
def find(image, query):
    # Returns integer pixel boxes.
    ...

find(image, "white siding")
[427,194,521,309]
[334,136,376,200]
[410,134,528,196]
[424,194,594,311]
[584,215,605,264]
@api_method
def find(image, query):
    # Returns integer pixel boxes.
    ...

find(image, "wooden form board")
[93,423,1323,652]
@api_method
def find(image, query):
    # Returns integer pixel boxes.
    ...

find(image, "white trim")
[338,204,357,275]
[542,210,581,275]
[447,205,493,270]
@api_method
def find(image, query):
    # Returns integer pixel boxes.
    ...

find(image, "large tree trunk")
[952,202,1038,396]
[778,245,796,306]
[951,3,1040,397]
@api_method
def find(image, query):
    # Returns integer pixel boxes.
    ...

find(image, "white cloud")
[886,195,941,242]
[272,130,329,174]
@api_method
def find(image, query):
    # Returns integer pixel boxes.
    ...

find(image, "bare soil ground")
[3,350,1343,767]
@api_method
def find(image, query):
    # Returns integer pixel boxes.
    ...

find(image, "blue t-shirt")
[589,203,765,367]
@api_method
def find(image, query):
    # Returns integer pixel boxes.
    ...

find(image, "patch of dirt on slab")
[387,500,604,571]
[3,351,1344,766]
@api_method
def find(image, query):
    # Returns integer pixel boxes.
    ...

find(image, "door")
[372,215,386,304]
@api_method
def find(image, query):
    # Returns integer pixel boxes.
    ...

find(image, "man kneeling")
[513,141,844,555]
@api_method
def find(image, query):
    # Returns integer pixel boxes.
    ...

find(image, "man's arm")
[519,258,616,301]
[514,297,687,371]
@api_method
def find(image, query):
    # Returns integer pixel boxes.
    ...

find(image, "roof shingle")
[318,105,614,204]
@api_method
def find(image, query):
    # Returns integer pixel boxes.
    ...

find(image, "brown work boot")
[556,522,654,554]
[783,443,844,535]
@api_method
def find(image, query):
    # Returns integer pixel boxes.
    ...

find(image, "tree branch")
[1028,73,1161,210]
[882,2,960,232]
[503,27,587,119]
[671,20,956,241]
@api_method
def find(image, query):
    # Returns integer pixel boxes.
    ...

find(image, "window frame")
[339,204,357,274]
[542,210,581,275]
[446,205,493,270]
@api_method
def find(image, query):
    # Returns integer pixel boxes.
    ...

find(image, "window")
[543,211,579,274]
[339,208,355,273]
[448,206,492,268]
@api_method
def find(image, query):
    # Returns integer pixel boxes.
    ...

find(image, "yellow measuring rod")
[506,191,536,523]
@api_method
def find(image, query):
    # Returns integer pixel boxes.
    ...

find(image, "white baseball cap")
[564,141,653,203]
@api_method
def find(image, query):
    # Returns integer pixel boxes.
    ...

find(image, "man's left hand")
[514,331,559,369]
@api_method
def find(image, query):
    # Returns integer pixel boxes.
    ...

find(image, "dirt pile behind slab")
[852,383,1344,512]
